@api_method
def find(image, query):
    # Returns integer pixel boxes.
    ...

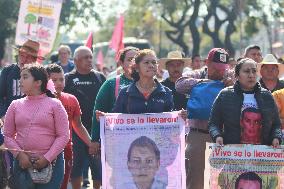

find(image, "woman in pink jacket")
[4,63,69,189]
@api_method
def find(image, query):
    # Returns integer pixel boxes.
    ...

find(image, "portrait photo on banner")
[204,143,284,189]
[100,112,186,189]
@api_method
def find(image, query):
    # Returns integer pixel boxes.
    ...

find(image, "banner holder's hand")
[179,109,187,122]
[272,138,280,148]
[216,136,224,147]
[96,110,106,121]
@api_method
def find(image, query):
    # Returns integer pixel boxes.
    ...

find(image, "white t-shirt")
[240,93,262,144]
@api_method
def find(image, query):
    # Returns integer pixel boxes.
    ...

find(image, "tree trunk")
[188,0,201,56]
[203,0,238,56]
[202,1,224,48]
[165,29,189,56]
[0,36,6,60]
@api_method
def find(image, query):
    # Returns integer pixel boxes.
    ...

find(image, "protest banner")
[204,143,284,189]
[100,112,186,189]
[15,0,63,58]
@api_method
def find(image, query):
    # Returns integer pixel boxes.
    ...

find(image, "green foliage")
[60,0,101,30]
[0,0,19,59]
[244,17,259,37]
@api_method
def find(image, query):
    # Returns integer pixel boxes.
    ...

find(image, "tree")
[202,0,240,56]
[59,0,101,29]
[242,0,284,53]
[161,0,191,56]
[24,13,37,36]
[0,0,19,60]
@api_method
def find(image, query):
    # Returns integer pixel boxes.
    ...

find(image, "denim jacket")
[112,80,174,114]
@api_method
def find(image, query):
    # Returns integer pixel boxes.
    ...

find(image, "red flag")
[97,49,104,66]
[85,32,93,51]
[109,15,124,61]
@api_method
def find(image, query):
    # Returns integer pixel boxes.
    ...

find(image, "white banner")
[100,112,186,189]
[204,143,284,189]
[15,0,63,57]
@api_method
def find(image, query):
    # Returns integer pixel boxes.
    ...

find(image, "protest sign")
[15,0,63,58]
[204,143,284,189]
[100,112,186,189]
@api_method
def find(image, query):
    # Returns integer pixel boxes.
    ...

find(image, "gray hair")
[58,45,72,55]
[73,46,92,60]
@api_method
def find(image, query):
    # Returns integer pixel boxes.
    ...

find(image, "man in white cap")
[258,54,284,92]
[160,50,190,110]
[0,39,43,126]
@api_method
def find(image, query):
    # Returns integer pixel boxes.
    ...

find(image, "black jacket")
[112,80,174,114]
[161,78,187,111]
[64,69,105,132]
[0,64,24,117]
[208,81,282,145]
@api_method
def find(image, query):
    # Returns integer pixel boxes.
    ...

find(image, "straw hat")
[158,51,191,70]
[14,39,44,60]
[257,54,284,78]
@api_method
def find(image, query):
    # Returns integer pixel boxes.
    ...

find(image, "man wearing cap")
[160,51,189,110]
[176,48,232,189]
[258,54,284,93]
[244,45,263,63]
[0,39,43,126]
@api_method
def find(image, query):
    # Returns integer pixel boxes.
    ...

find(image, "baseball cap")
[207,48,229,64]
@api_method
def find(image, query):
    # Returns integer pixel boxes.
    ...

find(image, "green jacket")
[91,74,133,141]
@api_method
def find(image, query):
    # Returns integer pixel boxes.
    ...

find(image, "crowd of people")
[0,38,283,189]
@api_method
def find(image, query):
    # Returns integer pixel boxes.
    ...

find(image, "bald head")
[74,46,93,74]
[74,46,93,61]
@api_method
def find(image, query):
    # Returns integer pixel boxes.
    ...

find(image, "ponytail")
[45,89,55,98]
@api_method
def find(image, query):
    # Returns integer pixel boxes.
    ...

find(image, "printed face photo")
[127,146,160,185]
[240,108,262,144]
[236,179,261,189]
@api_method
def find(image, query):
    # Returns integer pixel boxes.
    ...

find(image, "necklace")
[136,81,156,92]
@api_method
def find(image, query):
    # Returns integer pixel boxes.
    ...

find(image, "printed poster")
[100,112,186,189]
[15,0,63,57]
[205,143,284,189]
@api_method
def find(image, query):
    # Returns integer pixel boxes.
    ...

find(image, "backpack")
[187,80,224,120]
